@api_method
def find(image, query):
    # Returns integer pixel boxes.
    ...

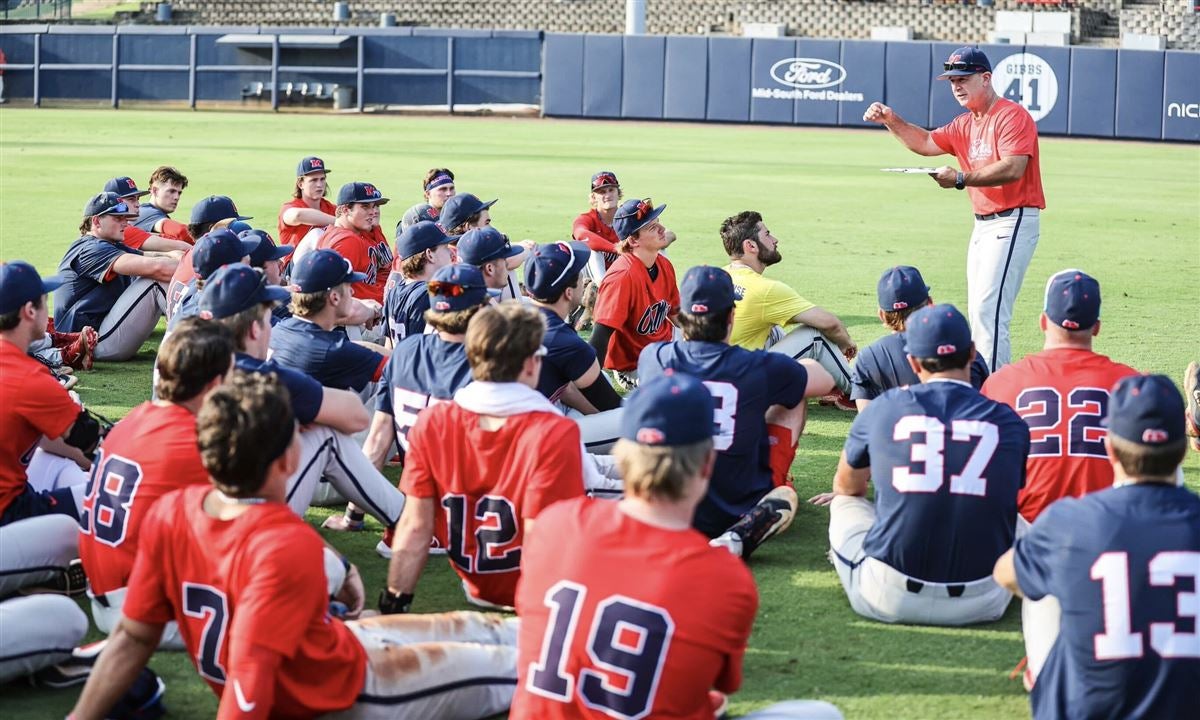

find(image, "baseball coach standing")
[864,46,1045,373]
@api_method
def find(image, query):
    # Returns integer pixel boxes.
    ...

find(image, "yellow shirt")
[724,264,815,350]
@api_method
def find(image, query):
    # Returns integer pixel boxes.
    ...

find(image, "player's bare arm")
[991,548,1023,597]
[110,253,178,283]
[37,435,92,471]
[932,155,1029,189]
[360,411,394,469]
[138,234,192,253]
[863,102,944,156]
[312,387,371,435]
[798,359,836,398]
[385,495,436,597]
[352,339,391,358]
[793,307,856,359]
[70,617,164,719]
[281,206,335,227]
[811,451,870,505]
[337,297,382,328]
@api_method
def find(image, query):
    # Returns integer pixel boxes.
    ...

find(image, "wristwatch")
[954,171,966,191]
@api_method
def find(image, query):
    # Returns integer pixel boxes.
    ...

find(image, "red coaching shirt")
[593,253,679,372]
[277,197,336,248]
[316,225,394,304]
[0,341,80,514]
[513,498,758,720]
[572,210,619,269]
[982,347,1138,522]
[930,98,1045,216]
[78,402,210,596]
[122,485,366,717]
[401,402,585,608]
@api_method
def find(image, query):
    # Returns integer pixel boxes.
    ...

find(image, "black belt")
[906,579,966,598]
[975,208,1019,221]
[93,592,111,608]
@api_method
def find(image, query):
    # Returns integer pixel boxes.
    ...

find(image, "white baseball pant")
[94,277,168,361]
[90,586,185,651]
[740,701,845,719]
[25,448,89,494]
[967,208,1039,372]
[574,407,623,455]
[287,426,406,527]
[322,612,519,720]
[0,514,79,596]
[0,595,88,684]
[1015,515,1060,681]
[28,335,62,366]
[767,326,852,394]
[828,495,1011,625]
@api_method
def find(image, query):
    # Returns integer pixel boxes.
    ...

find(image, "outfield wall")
[0,26,1196,142]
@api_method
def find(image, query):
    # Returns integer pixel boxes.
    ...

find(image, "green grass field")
[1,108,1197,719]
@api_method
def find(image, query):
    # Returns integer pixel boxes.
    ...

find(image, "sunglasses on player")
[427,280,474,297]
[943,62,988,73]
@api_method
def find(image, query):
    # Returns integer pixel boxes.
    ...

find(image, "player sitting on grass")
[640,266,835,559]
[719,210,857,411]
[816,304,1029,626]
[69,372,521,720]
[513,372,845,720]
[131,165,192,244]
[572,170,623,281]
[850,265,989,411]
[457,226,525,302]
[239,227,296,325]
[201,263,405,530]
[79,319,234,650]
[313,181,394,306]
[277,155,335,248]
[163,195,252,319]
[993,374,1200,719]
[382,303,586,612]
[380,220,455,346]
[164,227,260,329]
[102,176,191,253]
[399,167,455,232]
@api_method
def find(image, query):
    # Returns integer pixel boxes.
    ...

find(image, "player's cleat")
[52,326,97,371]
[375,539,393,560]
[19,558,88,597]
[1185,361,1200,452]
[709,531,744,558]
[818,389,857,412]
[716,488,797,561]
[108,667,167,720]
[610,370,639,392]
[29,657,93,688]
[321,513,365,532]
[709,690,730,719]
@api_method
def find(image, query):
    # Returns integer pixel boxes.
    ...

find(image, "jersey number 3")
[527,581,674,720]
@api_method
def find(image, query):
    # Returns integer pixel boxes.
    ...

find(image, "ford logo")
[770,58,847,90]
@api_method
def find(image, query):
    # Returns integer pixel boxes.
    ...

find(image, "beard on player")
[755,238,782,267]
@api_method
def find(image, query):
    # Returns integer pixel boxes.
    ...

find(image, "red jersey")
[0,341,79,514]
[572,210,619,269]
[401,401,586,607]
[593,253,679,372]
[165,249,196,320]
[78,402,209,595]
[122,226,152,250]
[513,498,757,720]
[277,197,336,248]
[930,98,1045,216]
[122,485,366,717]
[316,225,394,304]
[982,347,1138,522]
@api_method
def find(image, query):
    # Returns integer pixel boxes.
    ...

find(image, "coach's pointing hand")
[863,102,895,125]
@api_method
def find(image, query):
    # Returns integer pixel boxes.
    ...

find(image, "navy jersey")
[850,332,990,402]
[268,317,385,392]
[639,341,808,535]
[845,379,1030,583]
[54,236,144,332]
[270,302,292,326]
[234,353,323,425]
[375,334,472,451]
[132,203,167,232]
[381,279,429,347]
[1015,484,1200,720]
[535,307,596,403]
[165,280,199,333]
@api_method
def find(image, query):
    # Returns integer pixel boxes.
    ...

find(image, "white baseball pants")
[767,326,852,394]
[25,448,89,494]
[90,586,185,651]
[967,208,1039,372]
[321,612,519,720]
[94,278,168,361]
[287,426,406,527]
[0,595,88,684]
[0,514,79,596]
[828,495,1011,626]
[1015,515,1060,681]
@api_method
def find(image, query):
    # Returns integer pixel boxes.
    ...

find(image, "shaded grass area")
[0,108,1197,718]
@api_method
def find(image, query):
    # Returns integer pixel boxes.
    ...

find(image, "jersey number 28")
[527,581,674,720]
[79,452,145,547]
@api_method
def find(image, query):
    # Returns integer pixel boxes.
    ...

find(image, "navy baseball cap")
[190,196,252,225]
[291,248,367,293]
[457,227,522,266]
[192,228,262,280]
[427,263,498,313]
[198,263,291,320]
[336,182,389,206]
[524,241,590,300]
[439,193,497,233]
[680,265,742,316]
[401,202,440,231]
[905,303,972,359]
[1106,374,1186,447]
[83,192,138,219]
[104,176,150,199]
[591,171,620,191]
[622,372,715,447]
[613,197,666,241]
[297,156,330,176]
[1044,269,1101,331]
[240,229,294,267]
[0,261,64,314]
[938,47,991,78]
[396,221,452,261]
[877,266,930,311]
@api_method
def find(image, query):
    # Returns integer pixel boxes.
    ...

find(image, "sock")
[766,423,797,488]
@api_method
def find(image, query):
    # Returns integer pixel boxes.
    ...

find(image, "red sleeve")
[664,259,680,313]
[327,234,369,274]
[123,226,151,250]
[21,372,79,440]
[399,408,438,499]
[231,526,327,658]
[160,219,195,244]
[120,502,176,626]
[710,560,758,693]
[371,357,387,383]
[572,214,617,254]
[592,267,633,329]
[996,103,1037,157]
[521,418,585,519]
[929,115,963,155]
[217,645,281,720]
